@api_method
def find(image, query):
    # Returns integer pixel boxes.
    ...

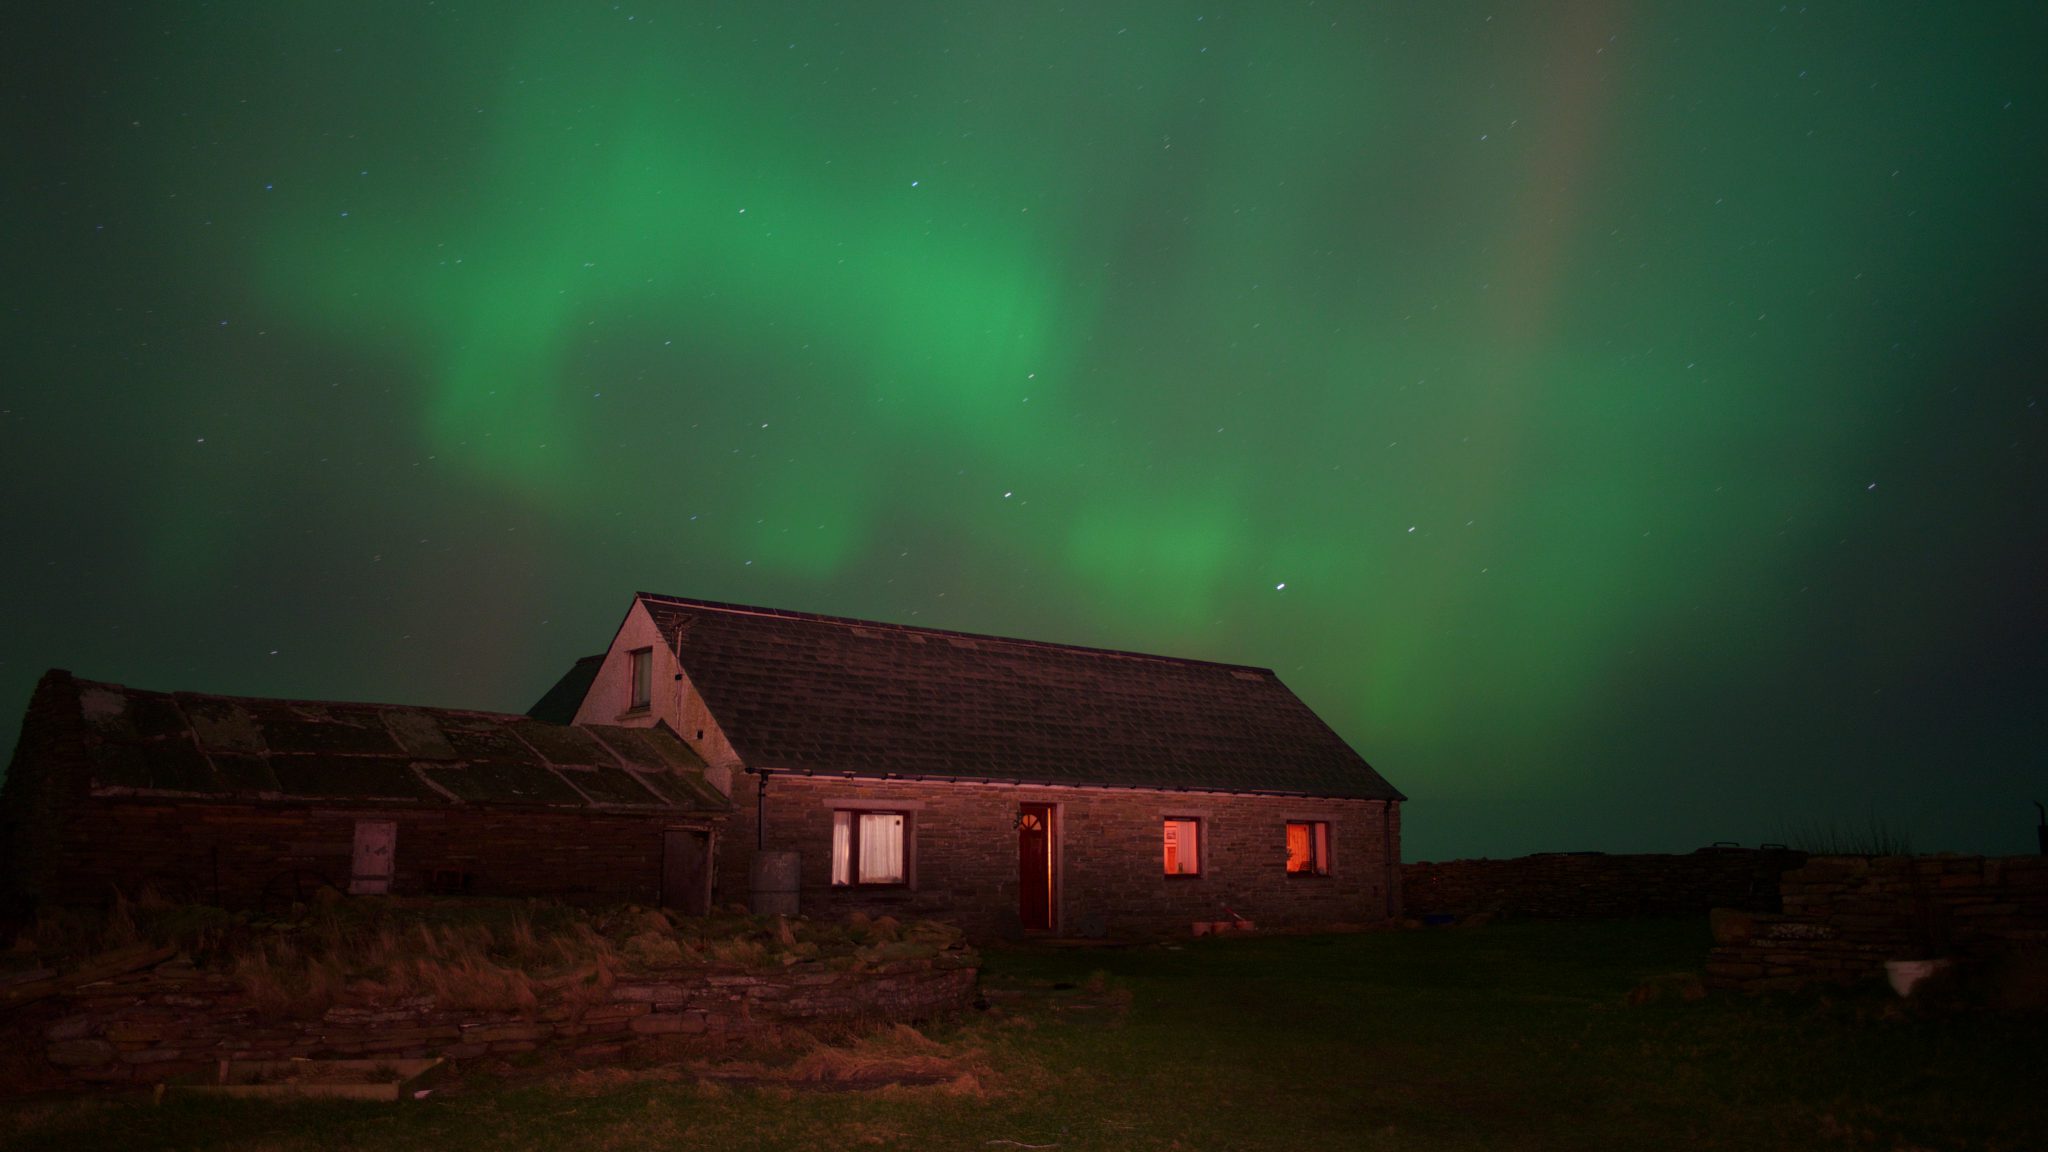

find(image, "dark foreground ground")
[2,918,2040,1151]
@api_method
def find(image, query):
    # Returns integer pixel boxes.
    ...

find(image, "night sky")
[5,4,2044,860]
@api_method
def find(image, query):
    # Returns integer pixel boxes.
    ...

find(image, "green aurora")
[4,3,2044,857]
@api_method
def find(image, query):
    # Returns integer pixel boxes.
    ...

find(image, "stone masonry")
[30,800,708,909]
[1707,854,2048,993]
[717,775,1402,938]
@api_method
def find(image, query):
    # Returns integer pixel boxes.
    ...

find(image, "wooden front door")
[662,828,712,915]
[1017,804,1054,931]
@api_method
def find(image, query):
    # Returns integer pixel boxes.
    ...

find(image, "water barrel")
[749,851,800,916]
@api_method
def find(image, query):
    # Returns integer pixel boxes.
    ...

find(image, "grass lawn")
[2,918,2040,1151]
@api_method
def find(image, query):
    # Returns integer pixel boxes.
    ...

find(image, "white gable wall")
[572,599,672,729]
[572,597,744,796]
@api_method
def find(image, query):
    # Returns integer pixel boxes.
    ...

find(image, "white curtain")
[1165,819,1199,875]
[859,812,905,883]
[832,810,852,885]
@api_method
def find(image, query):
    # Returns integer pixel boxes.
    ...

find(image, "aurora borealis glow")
[4,3,2044,858]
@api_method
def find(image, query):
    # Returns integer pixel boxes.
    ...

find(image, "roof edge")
[634,591,1277,675]
[750,764,1403,803]
[63,673,543,725]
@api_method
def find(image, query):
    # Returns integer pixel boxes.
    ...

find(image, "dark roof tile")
[634,593,1403,801]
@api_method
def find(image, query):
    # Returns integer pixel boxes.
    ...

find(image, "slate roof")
[26,670,728,812]
[633,593,1403,801]
[526,653,604,725]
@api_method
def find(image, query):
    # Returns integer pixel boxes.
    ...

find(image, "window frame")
[1162,816,1203,878]
[626,647,653,712]
[831,808,912,888]
[1285,820,1331,877]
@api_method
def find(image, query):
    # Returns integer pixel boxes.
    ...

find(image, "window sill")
[1286,871,1333,879]
[617,706,651,720]
[1163,872,1203,880]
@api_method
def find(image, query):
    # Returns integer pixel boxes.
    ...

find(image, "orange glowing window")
[1286,821,1329,875]
[1163,818,1201,876]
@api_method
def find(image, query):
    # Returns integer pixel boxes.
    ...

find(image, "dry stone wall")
[1707,854,2048,993]
[1402,847,1804,920]
[31,950,977,1088]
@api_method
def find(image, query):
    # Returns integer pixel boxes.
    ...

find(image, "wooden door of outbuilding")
[662,828,712,915]
[350,821,396,895]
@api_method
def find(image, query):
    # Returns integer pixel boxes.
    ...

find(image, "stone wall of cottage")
[1401,847,1807,921]
[1706,854,2048,993]
[714,776,1401,938]
[21,800,719,909]
[31,950,977,1087]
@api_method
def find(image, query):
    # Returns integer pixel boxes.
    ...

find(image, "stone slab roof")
[634,593,1403,801]
[26,670,728,813]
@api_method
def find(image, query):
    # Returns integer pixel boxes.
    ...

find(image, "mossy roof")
[33,671,729,813]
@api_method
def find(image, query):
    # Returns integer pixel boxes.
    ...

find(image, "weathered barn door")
[662,828,712,915]
[1017,804,1055,931]
[349,821,396,895]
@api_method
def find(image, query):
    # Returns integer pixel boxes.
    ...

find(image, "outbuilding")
[0,671,730,911]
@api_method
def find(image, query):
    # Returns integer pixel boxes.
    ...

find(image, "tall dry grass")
[9,894,967,1019]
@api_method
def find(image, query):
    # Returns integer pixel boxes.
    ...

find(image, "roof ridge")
[633,592,1275,675]
[71,674,565,725]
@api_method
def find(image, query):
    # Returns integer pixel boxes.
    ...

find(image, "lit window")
[1163,817,1201,876]
[1286,821,1330,875]
[832,810,906,885]
[628,647,652,711]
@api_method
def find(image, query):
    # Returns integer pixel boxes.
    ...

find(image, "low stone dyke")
[31,950,978,1088]
[1402,847,1805,920]
[1707,854,2048,993]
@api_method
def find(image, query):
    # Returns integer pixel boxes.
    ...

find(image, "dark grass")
[3,919,2041,1151]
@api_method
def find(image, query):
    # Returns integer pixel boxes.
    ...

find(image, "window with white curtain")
[831,810,907,885]
[1163,817,1201,876]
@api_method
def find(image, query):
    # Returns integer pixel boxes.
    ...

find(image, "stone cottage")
[529,593,1405,937]
[0,671,730,911]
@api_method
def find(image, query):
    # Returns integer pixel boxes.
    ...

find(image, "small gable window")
[1163,817,1201,876]
[628,647,653,711]
[832,810,907,886]
[1286,821,1330,876]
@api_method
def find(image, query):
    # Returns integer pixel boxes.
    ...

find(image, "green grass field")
[3,919,2040,1151]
